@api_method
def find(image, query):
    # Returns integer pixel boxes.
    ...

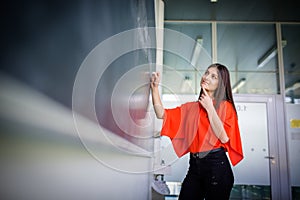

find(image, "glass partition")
[282,24,300,103]
[163,23,212,95]
[161,21,297,199]
[217,23,279,94]
[282,24,300,200]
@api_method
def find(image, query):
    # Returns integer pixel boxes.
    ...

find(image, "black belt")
[191,147,224,158]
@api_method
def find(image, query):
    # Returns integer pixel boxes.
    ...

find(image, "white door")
[232,95,282,199]
[233,101,271,185]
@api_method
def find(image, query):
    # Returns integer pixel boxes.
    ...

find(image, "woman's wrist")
[151,86,159,92]
[205,104,215,115]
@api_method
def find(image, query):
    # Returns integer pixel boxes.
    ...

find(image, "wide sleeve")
[219,102,244,166]
[160,102,200,157]
[161,106,181,139]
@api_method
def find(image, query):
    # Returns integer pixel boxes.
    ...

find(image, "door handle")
[264,156,276,164]
[264,156,275,159]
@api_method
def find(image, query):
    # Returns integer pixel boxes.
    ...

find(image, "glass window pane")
[282,24,300,103]
[163,23,212,94]
[217,23,279,94]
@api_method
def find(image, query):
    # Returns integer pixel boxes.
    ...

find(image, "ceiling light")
[232,78,246,93]
[257,40,287,69]
[190,36,203,69]
[286,82,300,93]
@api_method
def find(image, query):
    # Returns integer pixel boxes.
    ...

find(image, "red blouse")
[161,101,243,166]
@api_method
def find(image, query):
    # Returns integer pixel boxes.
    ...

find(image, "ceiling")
[161,0,300,99]
[163,0,300,21]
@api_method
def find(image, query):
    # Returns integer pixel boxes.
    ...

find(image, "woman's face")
[201,66,219,93]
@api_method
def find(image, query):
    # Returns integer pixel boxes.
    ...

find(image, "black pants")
[178,149,234,200]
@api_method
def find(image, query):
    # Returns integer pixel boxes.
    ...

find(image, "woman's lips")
[201,81,209,87]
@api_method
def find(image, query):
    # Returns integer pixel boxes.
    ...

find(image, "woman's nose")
[204,75,210,80]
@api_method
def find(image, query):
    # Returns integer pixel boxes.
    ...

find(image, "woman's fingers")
[151,72,160,88]
[202,87,208,96]
[153,72,160,80]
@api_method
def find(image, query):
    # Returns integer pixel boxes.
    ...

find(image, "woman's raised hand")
[150,72,164,119]
[150,72,160,90]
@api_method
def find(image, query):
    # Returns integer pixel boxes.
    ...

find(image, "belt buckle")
[192,153,199,158]
[192,152,204,158]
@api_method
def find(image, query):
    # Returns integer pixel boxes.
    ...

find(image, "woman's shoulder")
[165,101,198,113]
[180,101,200,111]
[182,101,199,107]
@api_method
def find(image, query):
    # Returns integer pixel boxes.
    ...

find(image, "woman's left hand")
[199,88,214,111]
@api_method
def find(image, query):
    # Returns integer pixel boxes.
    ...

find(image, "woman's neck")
[207,91,215,99]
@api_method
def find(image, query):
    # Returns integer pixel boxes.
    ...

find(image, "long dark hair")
[198,63,237,114]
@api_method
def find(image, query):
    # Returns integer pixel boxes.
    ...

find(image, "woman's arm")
[150,72,164,119]
[199,89,229,143]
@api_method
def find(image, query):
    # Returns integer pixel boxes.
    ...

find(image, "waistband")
[191,147,224,158]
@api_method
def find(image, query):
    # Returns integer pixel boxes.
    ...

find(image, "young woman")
[150,63,243,200]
